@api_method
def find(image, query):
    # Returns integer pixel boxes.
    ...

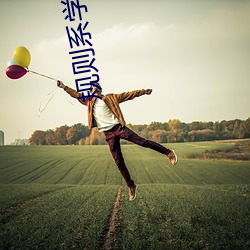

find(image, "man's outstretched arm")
[145,89,153,95]
[57,80,66,90]
[57,81,87,105]
[116,88,153,103]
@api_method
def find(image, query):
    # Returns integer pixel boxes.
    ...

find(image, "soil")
[103,186,123,250]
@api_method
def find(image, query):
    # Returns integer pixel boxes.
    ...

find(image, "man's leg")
[104,131,135,188]
[119,126,171,154]
[118,125,177,165]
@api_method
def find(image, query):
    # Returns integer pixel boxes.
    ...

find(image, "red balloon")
[6,65,27,79]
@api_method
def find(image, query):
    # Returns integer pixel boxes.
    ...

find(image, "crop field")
[0,141,249,249]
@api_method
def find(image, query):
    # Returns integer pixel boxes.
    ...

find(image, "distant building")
[0,131,4,145]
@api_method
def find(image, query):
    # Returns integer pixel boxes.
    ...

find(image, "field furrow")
[103,186,123,250]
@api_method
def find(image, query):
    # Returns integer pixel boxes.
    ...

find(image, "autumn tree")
[29,130,46,145]
[54,125,69,145]
[147,121,168,131]
[239,118,250,138]
[150,129,167,143]
[66,127,75,145]
[167,119,184,142]
[86,128,106,145]
[45,129,57,145]
[188,129,216,141]
[66,123,89,145]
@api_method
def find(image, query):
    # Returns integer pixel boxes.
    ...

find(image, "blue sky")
[0,0,249,144]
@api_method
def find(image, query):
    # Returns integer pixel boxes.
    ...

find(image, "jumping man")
[57,81,177,201]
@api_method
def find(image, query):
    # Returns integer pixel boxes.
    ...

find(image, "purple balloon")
[6,65,27,79]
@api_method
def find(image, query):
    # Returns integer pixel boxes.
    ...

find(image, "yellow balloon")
[13,46,31,68]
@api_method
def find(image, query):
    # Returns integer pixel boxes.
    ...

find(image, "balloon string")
[28,69,58,81]
[38,88,58,118]
[67,99,75,106]
[37,90,77,117]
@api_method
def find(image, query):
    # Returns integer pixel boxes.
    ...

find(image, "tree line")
[29,118,250,145]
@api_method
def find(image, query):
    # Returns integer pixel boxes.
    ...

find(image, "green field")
[0,141,249,249]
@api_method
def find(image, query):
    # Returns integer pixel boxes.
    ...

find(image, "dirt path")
[103,186,123,250]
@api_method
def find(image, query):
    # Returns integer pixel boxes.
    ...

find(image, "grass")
[0,184,118,249]
[120,184,250,250]
[0,141,250,249]
[0,145,121,185]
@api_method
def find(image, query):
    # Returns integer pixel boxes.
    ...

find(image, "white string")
[67,99,75,106]
[38,88,58,118]
[27,69,77,116]
[28,69,58,81]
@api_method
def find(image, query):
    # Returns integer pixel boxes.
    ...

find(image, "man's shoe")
[129,186,137,201]
[168,150,178,165]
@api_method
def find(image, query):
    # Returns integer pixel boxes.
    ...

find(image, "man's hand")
[57,80,65,89]
[145,89,153,95]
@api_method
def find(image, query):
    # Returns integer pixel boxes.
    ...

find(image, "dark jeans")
[104,124,171,187]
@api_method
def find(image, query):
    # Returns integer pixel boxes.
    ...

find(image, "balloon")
[6,65,27,79]
[13,46,31,68]
[7,58,17,67]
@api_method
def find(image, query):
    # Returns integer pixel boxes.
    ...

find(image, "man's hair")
[90,82,102,94]
[92,82,101,89]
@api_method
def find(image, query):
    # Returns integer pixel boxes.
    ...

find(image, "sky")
[0,0,249,144]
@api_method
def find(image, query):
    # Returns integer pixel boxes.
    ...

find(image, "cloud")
[92,22,156,62]
[94,22,154,46]
[32,35,69,71]
[29,5,250,94]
